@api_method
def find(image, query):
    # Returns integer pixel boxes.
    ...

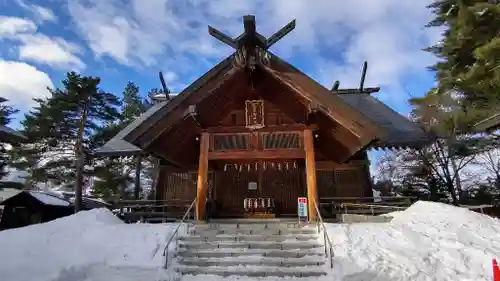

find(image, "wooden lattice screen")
[334,168,364,197]
[261,131,302,149]
[212,133,250,151]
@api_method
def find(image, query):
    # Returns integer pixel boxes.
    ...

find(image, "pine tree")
[10,72,121,191]
[425,0,500,119]
[91,82,152,199]
[0,100,19,181]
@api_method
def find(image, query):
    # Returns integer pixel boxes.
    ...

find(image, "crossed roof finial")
[208,15,296,50]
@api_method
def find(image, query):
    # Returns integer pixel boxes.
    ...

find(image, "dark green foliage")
[10,72,121,189]
[376,1,500,206]
[0,100,19,180]
[90,83,153,199]
[425,0,500,118]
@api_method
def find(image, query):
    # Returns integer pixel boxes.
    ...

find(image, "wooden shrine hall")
[95,15,433,221]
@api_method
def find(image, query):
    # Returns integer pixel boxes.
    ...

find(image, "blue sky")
[0,0,442,172]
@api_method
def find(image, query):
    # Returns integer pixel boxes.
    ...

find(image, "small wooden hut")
[0,191,74,230]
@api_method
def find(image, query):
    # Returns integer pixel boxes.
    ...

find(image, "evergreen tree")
[10,72,121,190]
[425,0,500,119]
[0,99,19,181]
[91,82,152,199]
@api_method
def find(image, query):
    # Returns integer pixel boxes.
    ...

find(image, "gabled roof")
[93,101,167,157]
[0,125,27,144]
[472,112,500,132]
[338,94,434,148]
[0,191,71,207]
[95,53,432,158]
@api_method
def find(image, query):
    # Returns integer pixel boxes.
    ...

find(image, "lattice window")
[212,134,250,151]
[334,168,363,197]
[261,132,301,149]
[317,171,335,197]
[165,172,197,200]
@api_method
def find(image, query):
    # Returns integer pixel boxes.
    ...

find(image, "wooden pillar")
[304,129,318,221]
[134,155,142,200]
[195,132,210,221]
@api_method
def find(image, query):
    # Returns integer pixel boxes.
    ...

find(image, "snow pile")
[328,201,500,281]
[0,208,175,281]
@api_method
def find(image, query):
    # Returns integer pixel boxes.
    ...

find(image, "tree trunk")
[446,178,459,206]
[74,95,90,213]
[134,156,142,200]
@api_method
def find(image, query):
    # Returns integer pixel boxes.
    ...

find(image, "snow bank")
[327,201,500,281]
[0,208,175,281]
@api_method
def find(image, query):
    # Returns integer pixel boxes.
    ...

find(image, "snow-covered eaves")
[0,188,22,203]
[93,102,167,157]
[338,94,435,148]
[0,125,27,144]
[28,191,71,206]
[0,190,72,207]
[472,112,500,133]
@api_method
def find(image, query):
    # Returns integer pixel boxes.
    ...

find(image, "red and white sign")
[297,197,308,218]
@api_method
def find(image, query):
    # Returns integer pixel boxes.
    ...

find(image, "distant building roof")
[0,190,71,206]
[93,101,168,157]
[28,191,71,206]
[0,125,27,144]
[472,112,500,132]
[0,188,22,203]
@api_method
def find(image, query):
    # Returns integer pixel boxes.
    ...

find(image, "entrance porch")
[195,129,319,221]
[209,159,306,218]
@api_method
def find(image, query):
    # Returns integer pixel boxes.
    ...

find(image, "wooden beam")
[136,68,242,148]
[304,129,318,221]
[149,147,191,170]
[206,124,318,133]
[208,149,305,160]
[195,132,210,221]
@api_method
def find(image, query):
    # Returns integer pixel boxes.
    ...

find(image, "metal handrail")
[340,203,408,210]
[312,199,334,268]
[162,197,197,269]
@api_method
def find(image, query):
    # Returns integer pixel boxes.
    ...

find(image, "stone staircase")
[173,219,328,278]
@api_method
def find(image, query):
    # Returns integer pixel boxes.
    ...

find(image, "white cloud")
[0,16,84,70]
[66,0,442,106]
[15,0,57,23]
[0,16,36,38]
[17,34,85,70]
[0,60,53,110]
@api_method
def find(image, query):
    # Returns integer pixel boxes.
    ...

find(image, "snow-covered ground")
[327,201,500,281]
[0,208,176,281]
[0,201,499,281]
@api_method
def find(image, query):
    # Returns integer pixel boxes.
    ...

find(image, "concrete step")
[176,248,325,258]
[179,241,323,250]
[177,257,326,267]
[193,221,305,229]
[175,265,327,277]
[179,233,319,242]
[189,227,317,236]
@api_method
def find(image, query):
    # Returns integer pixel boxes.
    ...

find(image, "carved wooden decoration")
[245,100,265,129]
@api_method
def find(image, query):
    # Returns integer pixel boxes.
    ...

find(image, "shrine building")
[96,15,433,221]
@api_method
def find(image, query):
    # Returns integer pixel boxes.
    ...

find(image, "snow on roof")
[0,188,21,202]
[28,191,71,206]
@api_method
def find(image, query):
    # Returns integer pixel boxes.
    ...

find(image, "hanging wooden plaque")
[245,100,265,129]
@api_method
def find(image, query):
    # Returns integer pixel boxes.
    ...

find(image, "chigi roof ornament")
[148,71,172,104]
[208,15,295,70]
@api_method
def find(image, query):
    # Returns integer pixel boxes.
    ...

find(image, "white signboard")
[248,182,257,190]
[297,197,308,218]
